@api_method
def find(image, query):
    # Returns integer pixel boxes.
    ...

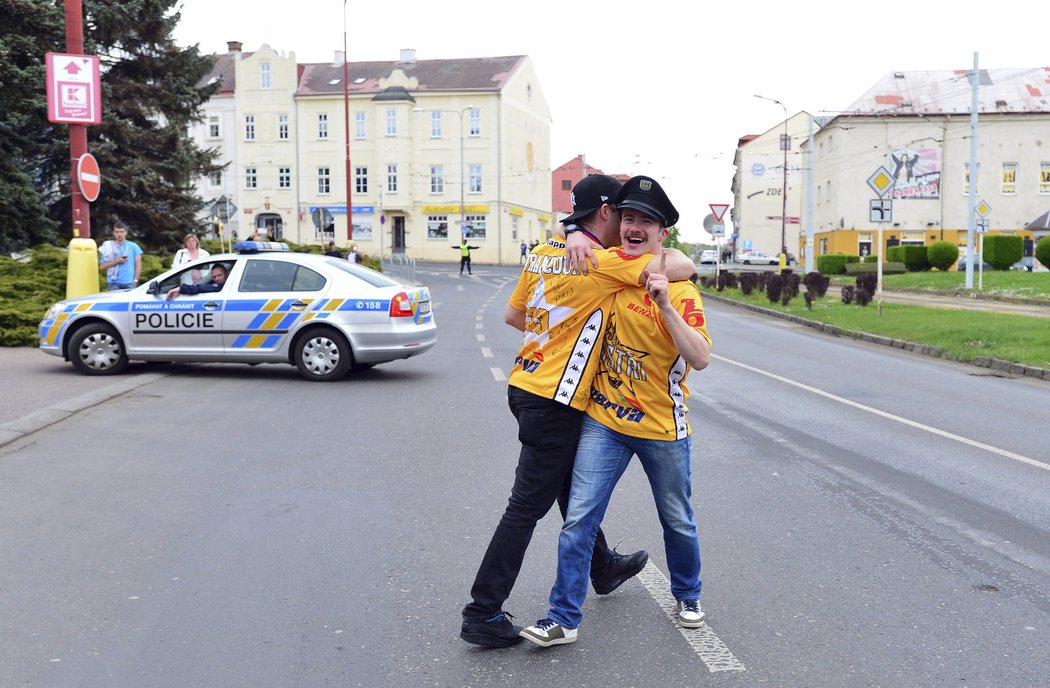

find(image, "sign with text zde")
[46,53,102,124]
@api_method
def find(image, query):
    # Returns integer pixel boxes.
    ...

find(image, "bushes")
[1037,236,1050,269]
[886,245,929,271]
[983,235,1023,270]
[816,253,859,275]
[803,271,831,297]
[927,241,959,271]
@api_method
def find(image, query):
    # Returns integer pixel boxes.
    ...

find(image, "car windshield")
[326,259,402,288]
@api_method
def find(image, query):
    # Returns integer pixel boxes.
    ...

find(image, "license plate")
[419,301,431,315]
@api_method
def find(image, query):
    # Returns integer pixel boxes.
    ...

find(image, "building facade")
[191,44,552,264]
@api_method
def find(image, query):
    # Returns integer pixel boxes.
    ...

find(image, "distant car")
[39,242,436,381]
[1011,256,1034,271]
[699,249,718,264]
[956,256,994,272]
[736,250,779,265]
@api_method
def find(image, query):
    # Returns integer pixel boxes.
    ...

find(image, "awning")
[1025,210,1050,230]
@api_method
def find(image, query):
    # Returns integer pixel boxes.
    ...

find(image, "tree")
[0,0,221,254]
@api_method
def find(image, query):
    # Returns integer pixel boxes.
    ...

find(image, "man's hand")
[645,251,671,309]
[166,286,180,300]
[565,231,598,275]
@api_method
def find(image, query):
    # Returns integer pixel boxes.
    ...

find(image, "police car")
[38,242,436,381]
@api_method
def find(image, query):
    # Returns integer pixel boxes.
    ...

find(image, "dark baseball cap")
[614,175,679,227]
[561,174,623,224]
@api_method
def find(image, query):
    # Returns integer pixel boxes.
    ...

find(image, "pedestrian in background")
[324,241,343,258]
[454,238,479,275]
[99,221,143,290]
[173,233,210,284]
[520,240,528,264]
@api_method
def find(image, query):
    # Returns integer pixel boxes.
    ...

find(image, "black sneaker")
[460,612,524,648]
[592,548,649,595]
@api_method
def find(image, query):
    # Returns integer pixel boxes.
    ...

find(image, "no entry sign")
[77,153,101,202]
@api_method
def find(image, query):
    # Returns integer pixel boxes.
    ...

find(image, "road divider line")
[477,334,486,342]
[490,367,506,382]
[713,353,1050,472]
[481,347,493,359]
[637,562,745,673]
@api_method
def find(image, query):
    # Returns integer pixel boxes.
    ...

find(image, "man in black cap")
[521,175,711,647]
[459,175,697,648]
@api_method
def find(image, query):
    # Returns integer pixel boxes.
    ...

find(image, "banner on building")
[888,147,940,199]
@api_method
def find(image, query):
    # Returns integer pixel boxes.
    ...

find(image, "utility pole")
[965,51,980,289]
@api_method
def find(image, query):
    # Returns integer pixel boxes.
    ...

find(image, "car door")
[129,261,230,356]
[222,258,329,357]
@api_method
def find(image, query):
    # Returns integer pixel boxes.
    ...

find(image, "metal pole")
[781,115,788,260]
[805,115,815,273]
[343,0,353,241]
[65,0,90,240]
[460,108,465,238]
[965,51,979,289]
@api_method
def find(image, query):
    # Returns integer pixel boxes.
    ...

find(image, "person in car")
[166,264,229,299]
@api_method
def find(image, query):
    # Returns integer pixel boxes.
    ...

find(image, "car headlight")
[44,303,64,320]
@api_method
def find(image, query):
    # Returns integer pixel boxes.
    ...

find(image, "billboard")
[888,147,940,199]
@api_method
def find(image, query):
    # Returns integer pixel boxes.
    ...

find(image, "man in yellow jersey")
[521,175,712,647]
[460,175,697,647]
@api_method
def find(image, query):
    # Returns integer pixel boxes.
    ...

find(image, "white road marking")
[637,562,745,673]
[477,334,486,342]
[475,322,483,330]
[481,347,493,358]
[713,353,1050,472]
[476,315,484,321]
[490,367,506,382]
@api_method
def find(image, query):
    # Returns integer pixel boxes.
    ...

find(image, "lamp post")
[413,106,474,238]
[755,94,789,266]
[343,0,353,241]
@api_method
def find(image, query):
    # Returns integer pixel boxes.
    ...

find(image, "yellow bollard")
[66,237,101,299]
[778,251,788,272]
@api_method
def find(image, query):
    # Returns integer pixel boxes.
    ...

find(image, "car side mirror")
[146,280,159,295]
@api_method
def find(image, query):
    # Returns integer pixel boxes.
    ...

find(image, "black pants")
[463,386,612,619]
[460,255,472,274]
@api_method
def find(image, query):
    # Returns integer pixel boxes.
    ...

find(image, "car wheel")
[294,328,352,381]
[69,322,129,375]
[744,260,751,265]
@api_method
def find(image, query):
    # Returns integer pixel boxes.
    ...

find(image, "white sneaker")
[676,599,706,628]
[519,618,578,647]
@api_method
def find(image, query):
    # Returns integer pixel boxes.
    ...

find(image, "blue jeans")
[108,282,135,291]
[548,415,701,629]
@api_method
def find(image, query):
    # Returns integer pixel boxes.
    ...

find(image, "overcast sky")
[172,0,1050,242]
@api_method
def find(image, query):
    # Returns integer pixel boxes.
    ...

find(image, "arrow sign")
[45,53,102,124]
[77,153,101,202]
[709,203,729,222]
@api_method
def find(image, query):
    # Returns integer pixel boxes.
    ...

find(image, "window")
[964,162,979,194]
[318,167,331,194]
[355,166,368,194]
[1001,163,1017,195]
[561,180,571,191]
[427,215,449,239]
[207,115,220,139]
[355,112,366,139]
[431,111,443,138]
[464,214,487,239]
[245,167,257,189]
[468,108,480,136]
[857,232,873,258]
[468,164,482,193]
[318,113,328,140]
[207,170,222,188]
[1040,163,1050,194]
[260,63,271,89]
[244,115,255,141]
[386,108,397,136]
[900,231,925,246]
[278,114,289,140]
[430,165,444,193]
[386,164,398,193]
[240,260,327,293]
[278,167,291,189]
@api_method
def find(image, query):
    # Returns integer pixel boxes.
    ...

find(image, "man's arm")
[565,231,598,275]
[504,304,526,331]
[641,248,694,283]
[133,254,142,283]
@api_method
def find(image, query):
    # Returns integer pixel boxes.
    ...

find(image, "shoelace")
[681,600,700,614]
[534,618,558,631]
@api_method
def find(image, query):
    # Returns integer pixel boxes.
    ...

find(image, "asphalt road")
[2,262,1048,687]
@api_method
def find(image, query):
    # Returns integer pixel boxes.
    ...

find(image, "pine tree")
[0,0,221,253]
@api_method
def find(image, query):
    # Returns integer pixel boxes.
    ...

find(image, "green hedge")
[817,253,860,275]
[1037,236,1050,269]
[887,245,930,271]
[927,241,959,271]
[983,235,1023,270]
[844,261,907,274]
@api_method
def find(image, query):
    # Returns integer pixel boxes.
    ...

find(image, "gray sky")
[173,0,1050,241]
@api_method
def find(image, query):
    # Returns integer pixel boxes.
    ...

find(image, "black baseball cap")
[561,174,623,224]
[614,175,679,227]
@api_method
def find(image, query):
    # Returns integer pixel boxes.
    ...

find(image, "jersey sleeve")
[508,270,532,311]
[589,248,650,290]
[664,282,712,346]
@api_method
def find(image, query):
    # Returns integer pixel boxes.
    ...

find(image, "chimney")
[399,48,416,64]
[334,50,345,64]
[227,41,242,53]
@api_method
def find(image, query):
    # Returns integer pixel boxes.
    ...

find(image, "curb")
[701,291,1050,382]
[0,371,169,449]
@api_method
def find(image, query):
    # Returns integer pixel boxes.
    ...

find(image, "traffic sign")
[870,198,893,223]
[867,166,895,198]
[76,153,101,202]
[709,203,729,222]
[976,219,989,234]
[710,222,725,238]
[45,53,101,124]
[975,199,992,217]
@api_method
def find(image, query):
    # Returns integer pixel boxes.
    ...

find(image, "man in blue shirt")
[99,222,143,290]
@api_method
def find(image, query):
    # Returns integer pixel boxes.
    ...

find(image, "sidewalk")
[0,348,166,448]
[878,288,1050,318]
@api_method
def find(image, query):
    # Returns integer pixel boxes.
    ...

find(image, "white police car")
[39,242,436,381]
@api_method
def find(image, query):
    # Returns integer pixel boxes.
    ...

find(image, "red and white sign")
[45,53,102,125]
[709,203,729,222]
[77,153,101,202]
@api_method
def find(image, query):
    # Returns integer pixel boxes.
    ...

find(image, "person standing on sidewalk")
[521,176,712,648]
[99,221,143,291]
[459,174,698,648]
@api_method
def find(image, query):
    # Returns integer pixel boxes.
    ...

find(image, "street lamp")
[413,106,474,238]
[755,94,789,265]
[343,0,353,241]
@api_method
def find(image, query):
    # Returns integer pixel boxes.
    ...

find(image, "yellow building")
[192,44,551,264]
